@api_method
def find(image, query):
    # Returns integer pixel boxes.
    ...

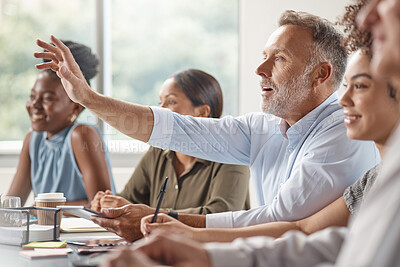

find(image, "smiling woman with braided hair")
[7,40,115,207]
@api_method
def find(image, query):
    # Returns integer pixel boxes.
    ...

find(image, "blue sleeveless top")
[29,123,115,201]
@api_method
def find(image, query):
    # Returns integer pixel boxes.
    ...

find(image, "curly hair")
[338,0,372,54]
[339,0,397,99]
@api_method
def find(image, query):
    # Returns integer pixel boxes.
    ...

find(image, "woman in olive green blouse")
[91,69,250,215]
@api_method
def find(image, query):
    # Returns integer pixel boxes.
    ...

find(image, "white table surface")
[0,231,120,267]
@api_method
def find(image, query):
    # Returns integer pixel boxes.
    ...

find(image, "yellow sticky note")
[22,241,67,249]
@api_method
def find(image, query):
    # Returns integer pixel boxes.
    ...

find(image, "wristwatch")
[167,209,178,220]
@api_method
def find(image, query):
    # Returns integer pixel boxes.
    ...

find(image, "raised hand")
[34,35,93,105]
[140,213,196,239]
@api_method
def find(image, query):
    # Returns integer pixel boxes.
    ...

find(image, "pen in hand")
[151,177,169,223]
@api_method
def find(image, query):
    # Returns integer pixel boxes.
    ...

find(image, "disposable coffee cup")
[35,193,66,225]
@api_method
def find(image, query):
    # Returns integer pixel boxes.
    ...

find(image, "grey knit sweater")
[343,164,381,215]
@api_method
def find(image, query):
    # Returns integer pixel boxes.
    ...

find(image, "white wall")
[238,0,350,115]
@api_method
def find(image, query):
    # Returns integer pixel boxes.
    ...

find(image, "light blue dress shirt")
[148,92,380,227]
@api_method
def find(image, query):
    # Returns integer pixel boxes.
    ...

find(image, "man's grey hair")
[279,10,347,90]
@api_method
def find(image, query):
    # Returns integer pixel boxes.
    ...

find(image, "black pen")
[151,177,169,223]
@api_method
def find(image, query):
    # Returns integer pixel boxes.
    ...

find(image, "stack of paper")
[60,217,107,232]
[0,224,57,246]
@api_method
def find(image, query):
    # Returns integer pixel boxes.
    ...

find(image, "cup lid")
[35,193,66,202]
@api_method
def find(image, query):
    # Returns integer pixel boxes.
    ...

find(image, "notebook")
[60,217,107,232]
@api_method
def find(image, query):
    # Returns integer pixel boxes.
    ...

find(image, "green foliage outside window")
[0,0,238,141]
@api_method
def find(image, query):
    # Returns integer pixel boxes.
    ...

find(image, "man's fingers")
[91,217,117,229]
[36,39,57,53]
[33,52,59,64]
[101,206,126,218]
[90,217,127,239]
[35,62,59,72]
[36,38,63,62]
[50,35,69,51]
[50,35,82,72]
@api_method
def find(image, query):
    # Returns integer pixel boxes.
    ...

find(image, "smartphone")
[67,238,124,248]
[57,206,110,220]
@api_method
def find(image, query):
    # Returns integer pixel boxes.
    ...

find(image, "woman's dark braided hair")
[43,40,99,85]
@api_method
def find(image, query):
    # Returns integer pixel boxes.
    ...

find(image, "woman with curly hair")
[138,0,399,243]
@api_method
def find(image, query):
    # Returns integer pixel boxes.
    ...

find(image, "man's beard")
[260,71,312,118]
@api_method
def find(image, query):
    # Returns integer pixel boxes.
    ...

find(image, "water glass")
[0,196,22,227]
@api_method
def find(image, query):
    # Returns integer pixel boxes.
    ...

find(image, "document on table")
[60,217,107,232]
[0,224,56,245]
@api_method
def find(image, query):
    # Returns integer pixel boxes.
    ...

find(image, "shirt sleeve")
[148,106,254,165]
[207,120,379,228]
[205,227,348,267]
[174,164,250,214]
[116,148,153,205]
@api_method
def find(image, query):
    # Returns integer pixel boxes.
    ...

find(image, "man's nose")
[255,59,272,78]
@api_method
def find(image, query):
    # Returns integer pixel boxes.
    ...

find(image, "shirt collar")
[161,149,209,166]
[280,120,290,139]
[282,92,339,144]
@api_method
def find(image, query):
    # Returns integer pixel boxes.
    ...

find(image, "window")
[0,0,96,141]
[0,0,239,143]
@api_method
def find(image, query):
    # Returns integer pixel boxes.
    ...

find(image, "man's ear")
[312,62,332,89]
[195,105,211,118]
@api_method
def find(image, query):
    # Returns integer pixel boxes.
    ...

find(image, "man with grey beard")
[34,10,379,241]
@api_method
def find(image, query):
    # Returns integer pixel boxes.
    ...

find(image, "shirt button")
[175,184,179,190]
[280,182,284,187]
[288,148,293,153]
